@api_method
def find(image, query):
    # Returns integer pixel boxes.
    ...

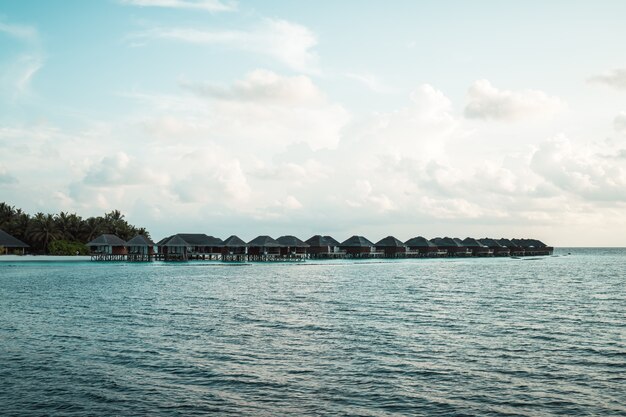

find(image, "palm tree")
[28,213,60,254]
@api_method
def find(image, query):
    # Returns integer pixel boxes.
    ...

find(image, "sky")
[1,0,626,246]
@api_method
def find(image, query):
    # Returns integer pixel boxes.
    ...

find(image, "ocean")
[1,248,625,416]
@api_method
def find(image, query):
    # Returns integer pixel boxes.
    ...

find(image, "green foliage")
[48,240,90,256]
[0,202,151,254]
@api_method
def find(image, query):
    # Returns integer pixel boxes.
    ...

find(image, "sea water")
[0,248,625,416]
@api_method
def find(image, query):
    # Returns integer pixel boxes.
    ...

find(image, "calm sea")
[1,248,625,416]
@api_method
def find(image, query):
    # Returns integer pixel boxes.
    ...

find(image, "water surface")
[1,248,625,416]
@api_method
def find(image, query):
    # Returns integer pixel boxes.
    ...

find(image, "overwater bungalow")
[248,235,281,261]
[276,235,309,259]
[305,235,344,258]
[0,229,29,255]
[405,236,440,257]
[375,236,407,258]
[512,239,554,256]
[160,234,189,261]
[177,233,223,259]
[479,238,510,257]
[126,234,155,261]
[497,238,525,256]
[88,234,127,261]
[431,237,471,257]
[222,235,248,261]
[323,235,341,251]
[461,237,493,256]
[340,235,381,258]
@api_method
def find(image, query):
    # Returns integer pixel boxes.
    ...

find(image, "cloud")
[120,0,236,12]
[0,165,17,185]
[614,112,626,135]
[83,152,168,187]
[464,79,563,121]
[138,70,349,151]
[345,73,393,93]
[131,18,318,72]
[530,135,626,202]
[180,69,323,104]
[0,21,38,42]
[588,68,626,90]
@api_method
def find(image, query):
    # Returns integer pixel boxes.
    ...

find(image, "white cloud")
[0,21,38,42]
[138,70,349,151]
[614,112,626,135]
[120,0,236,12]
[0,165,17,185]
[464,79,563,121]
[588,68,626,90]
[82,152,169,187]
[345,72,393,93]
[131,19,318,72]
[180,69,323,104]
[530,135,626,202]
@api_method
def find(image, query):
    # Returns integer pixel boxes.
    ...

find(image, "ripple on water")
[0,248,625,416]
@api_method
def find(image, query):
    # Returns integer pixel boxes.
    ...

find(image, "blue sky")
[1,0,626,245]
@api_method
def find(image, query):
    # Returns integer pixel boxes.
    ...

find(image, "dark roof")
[375,236,406,247]
[87,234,126,246]
[0,229,29,248]
[156,235,173,246]
[497,238,520,248]
[323,235,340,246]
[340,235,374,247]
[479,238,506,248]
[431,237,463,247]
[305,235,329,246]
[405,236,436,247]
[126,235,155,246]
[512,238,548,248]
[248,235,281,247]
[461,237,487,248]
[163,235,189,247]
[177,233,223,246]
[276,235,309,247]
[223,235,247,247]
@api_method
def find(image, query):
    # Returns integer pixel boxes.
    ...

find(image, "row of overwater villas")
[87,233,554,262]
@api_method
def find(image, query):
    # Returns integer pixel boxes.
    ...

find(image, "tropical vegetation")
[0,203,150,254]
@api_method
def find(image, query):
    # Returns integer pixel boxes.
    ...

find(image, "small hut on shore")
[0,229,29,255]
[222,235,248,261]
[479,238,510,256]
[461,237,492,256]
[276,235,309,259]
[340,235,379,258]
[88,234,127,260]
[126,234,155,261]
[405,236,440,257]
[375,236,407,258]
[248,235,281,260]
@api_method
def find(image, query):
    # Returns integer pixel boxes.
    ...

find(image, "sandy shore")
[0,255,92,262]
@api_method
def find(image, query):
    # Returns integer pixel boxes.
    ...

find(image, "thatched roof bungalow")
[405,236,439,257]
[87,234,127,255]
[0,229,29,254]
[512,238,553,255]
[375,236,407,258]
[222,235,248,255]
[497,238,525,256]
[340,235,377,257]
[479,238,510,256]
[126,234,155,256]
[323,235,341,247]
[248,235,281,257]
[430,237,471,257]
[461,237,492,256]
[277,235,309,257]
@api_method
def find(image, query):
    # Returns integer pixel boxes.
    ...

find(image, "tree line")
[0,202,151,254]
